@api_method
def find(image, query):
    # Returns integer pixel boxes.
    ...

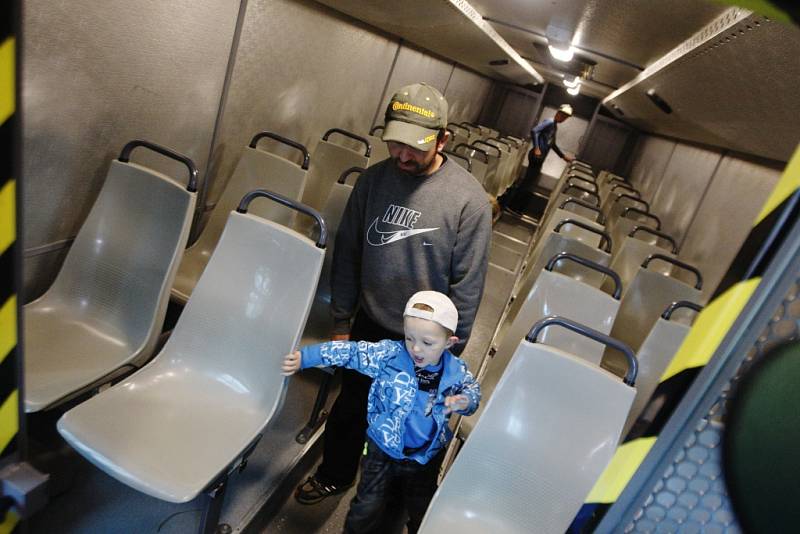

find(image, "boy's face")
[403,316,457,368]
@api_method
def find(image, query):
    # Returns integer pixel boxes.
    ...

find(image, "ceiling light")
[563,75,580,88]
[567,83,581,96]
[548,44,575,62]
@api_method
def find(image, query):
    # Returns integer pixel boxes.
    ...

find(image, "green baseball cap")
[382,83,448,151]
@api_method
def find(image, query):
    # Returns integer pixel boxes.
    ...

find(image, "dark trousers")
[344,438,444,534]
[502,150,544,211]
[315,311,403,487]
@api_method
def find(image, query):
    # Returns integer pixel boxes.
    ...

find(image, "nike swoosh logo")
[366,218,439,246]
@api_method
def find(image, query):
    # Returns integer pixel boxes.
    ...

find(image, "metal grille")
[622,280,800,532]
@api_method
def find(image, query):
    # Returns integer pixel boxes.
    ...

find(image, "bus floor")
[27,368,336,533]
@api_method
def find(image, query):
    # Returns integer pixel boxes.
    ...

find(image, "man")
[504,103,575,212]
[295,82,492,505]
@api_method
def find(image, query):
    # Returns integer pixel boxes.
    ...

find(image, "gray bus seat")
[58,189,327,505]
[172,132,310,304]
[600,181,639,206]
[487,253,622,389]
[453,143,490,190]
[446,123,470,151]
[605,234,676,292]
[538,186,603,236]
[421,317,636,534]
[621,301,703,439]
[443,150,472,174]
[485,138,514,193]
[535,208,605,252]
[24,141,197,413]
[603,193,650,224]
[607,210,664,256]
[302,167,363,345]
[473,141,502,196]
[605,254,703,375]
[365,125,390,163]
[301,127,370,213]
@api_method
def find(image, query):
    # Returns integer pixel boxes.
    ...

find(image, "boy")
[282,291,481,533]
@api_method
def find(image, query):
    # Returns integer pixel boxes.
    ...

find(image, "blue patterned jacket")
[300,339,480,464]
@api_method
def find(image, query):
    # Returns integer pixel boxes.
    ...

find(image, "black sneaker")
[294,475,352,505]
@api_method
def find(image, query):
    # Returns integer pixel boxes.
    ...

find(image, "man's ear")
[436,130,450,152]
[445,336,460,349]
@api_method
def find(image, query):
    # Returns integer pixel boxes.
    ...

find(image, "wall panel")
[627,135,676,201]
[205,0,398,205]
[649,143,721,244]
[22,0,240,297]
[444,66,493,124]
[679,154,781,301]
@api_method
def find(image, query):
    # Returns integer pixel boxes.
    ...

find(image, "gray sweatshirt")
[331,156,492,342]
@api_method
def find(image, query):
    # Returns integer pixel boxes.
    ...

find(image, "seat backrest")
[534,209,605,254]
[453,143,489,188]
[607,257,703,368]
[192,139,308,251]
[164,191,326,406]
[605,236,676,291]
[41,146,196,350]
[621,301,702,438]
[422,319,635,534]
[171,135,310,303]
[302,128,370,212]
[365,135,390,163]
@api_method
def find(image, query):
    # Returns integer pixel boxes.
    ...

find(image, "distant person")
[504,103,575,212]
[282,291,481,534]
[293,83,491,505]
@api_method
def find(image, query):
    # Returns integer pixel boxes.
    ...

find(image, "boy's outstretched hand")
[282,351,302,376]
[444,394,469,414]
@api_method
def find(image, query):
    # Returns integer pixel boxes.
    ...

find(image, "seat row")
[420,160,707,532]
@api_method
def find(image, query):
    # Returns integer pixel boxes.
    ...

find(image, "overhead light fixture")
[548,44,575,62]
[567,83,581,96]
[563,75,580,88]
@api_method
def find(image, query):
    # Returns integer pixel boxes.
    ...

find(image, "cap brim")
[382,120,439,151]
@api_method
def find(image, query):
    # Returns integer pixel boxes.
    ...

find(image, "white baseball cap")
[558,104,574,116]
[403,290,459,333]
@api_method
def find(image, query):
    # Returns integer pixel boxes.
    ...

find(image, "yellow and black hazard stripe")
[569,147,800,531]
[0,3,21,532]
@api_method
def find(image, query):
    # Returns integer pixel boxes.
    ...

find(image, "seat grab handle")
[566,176,597,192]
[526,316,638,386]
[642,253,703,290]
[661,300,703,320]
[237,189,328,249]
[561,184,600,205]
[622,207,661,230]
[610,183,639,196]
[369,125,384,136]
[557,199,606,225]
[486,137,511,151]
[629,226,678,253]
[443,151,472,172]
[118,140,199,192]
[338,166,366,184]
[473,140,502,157]
[613,193,649,211]
[322,128,372,158]
[453,143,489,163]
[553,218,612,252]
[545,252,622,299]
[249,132,311,170]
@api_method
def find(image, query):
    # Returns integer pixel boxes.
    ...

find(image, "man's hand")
[444,394,469,414]
[331,333,351,342]
[533,147,543,158]
[282,351,302,376]
[564,153,575,162]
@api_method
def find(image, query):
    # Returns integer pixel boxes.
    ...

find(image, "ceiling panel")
[606,13,800,162]
[470,0,727,67]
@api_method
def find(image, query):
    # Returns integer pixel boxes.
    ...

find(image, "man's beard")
[393,154,435,176]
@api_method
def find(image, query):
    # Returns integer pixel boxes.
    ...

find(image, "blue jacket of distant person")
[531,118,566,159]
